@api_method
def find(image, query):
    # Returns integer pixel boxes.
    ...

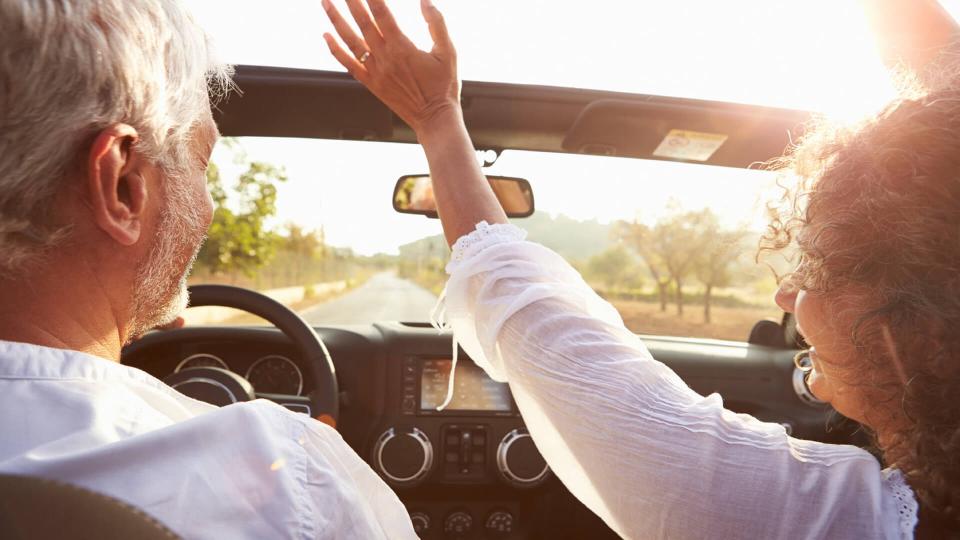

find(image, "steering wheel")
[122,284,338,427]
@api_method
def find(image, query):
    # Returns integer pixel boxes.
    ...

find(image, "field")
[400,267,782,342]
[611,299,782,342]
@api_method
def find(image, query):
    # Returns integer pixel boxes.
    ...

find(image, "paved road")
[299,272,439,325]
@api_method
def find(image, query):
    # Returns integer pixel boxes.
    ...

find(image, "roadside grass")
[612,299,781,342]
[401,268,447,297]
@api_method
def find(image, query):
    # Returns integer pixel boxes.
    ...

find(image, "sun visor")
[214,65,394,141]
[561,99,808,168]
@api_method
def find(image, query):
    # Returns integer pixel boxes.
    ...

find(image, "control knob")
[372,427,433,487]
[496,428,550,488]
[485,510,515,538]
[443,511,473,538]
[409,511,431,536]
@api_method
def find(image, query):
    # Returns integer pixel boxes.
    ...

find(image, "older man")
[0,1,414,538]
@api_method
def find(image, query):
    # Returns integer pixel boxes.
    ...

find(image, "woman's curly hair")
[761,83,960,536]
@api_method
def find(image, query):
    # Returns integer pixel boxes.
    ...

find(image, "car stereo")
[402,357,516,416]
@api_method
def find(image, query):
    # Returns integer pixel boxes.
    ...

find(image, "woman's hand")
[323,0,507,245]
[321,0,460,136]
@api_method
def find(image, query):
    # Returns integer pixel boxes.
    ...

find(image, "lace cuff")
[447,221,527,269]
[882,468,919,538]
[427,221,525,410]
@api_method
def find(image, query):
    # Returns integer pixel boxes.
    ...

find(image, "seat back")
[0,474,181,540]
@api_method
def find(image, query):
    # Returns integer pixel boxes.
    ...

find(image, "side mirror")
[393,175,535,218]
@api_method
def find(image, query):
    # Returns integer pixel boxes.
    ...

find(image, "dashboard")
[124,321,864,539]
[175,352,304,395]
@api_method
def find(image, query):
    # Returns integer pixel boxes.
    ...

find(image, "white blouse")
[435,221,918,540]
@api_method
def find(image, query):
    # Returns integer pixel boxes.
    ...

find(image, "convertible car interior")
[120,66,868,539]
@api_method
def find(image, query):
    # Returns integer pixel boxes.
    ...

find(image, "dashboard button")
[441,425,490,481]
[460,432,472,463]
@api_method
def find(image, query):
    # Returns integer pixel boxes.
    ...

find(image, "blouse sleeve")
[438,221,907,539]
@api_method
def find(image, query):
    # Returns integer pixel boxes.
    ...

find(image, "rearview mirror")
[393,175,535,218]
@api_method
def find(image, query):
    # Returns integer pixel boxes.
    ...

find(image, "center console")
[371,355,551,539]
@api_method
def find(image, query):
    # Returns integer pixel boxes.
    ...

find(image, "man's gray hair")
[0,0,232,275]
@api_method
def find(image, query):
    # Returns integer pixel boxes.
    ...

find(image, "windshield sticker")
[653,129,728,162]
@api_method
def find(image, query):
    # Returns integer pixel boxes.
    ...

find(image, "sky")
[189,1,960,256]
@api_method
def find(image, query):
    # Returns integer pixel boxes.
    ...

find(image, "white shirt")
[0,339,416,540]
[436,221,918,540]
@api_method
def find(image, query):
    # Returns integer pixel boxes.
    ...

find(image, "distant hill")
[397,212,614,263]
[515,212,613,261]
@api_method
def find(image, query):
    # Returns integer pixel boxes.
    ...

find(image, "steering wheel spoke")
[256,392,314,416]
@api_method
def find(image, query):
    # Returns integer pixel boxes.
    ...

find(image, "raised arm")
[320,0,506,248]
[859,0,959,75]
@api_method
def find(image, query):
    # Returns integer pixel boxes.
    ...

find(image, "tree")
[586,246,629,291]
[693,216,748,324]
[585,245,645,293]
[620,210,711,315]
[616,221,672,311]
[278,224,326,285]
[196,150,287,280]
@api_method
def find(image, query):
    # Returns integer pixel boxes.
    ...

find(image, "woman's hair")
[0,0,233,276]
[761,81,960,534]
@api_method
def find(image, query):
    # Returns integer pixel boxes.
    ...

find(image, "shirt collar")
[0,339,169,392]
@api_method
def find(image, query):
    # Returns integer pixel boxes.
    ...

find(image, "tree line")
[585,208,750,324]
[191,141,363,290]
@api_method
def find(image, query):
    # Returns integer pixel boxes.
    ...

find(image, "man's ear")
[87,124,149,246]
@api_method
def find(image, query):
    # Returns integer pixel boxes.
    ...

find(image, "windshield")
[185,137,785,342]
[179,1,960,339]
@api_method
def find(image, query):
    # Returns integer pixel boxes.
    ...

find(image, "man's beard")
[127,178,207,340]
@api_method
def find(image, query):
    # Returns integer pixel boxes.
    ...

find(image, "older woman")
[323,0,959,537]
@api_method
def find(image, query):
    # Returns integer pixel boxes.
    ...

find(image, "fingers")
[420,0,454,58]
[366,0,404,40]
[323,32,369,81]
[344,0,385,50]
[322,0,371,59]
[157,316,185,331]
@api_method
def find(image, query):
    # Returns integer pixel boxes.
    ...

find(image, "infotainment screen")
[419,359,512,412]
